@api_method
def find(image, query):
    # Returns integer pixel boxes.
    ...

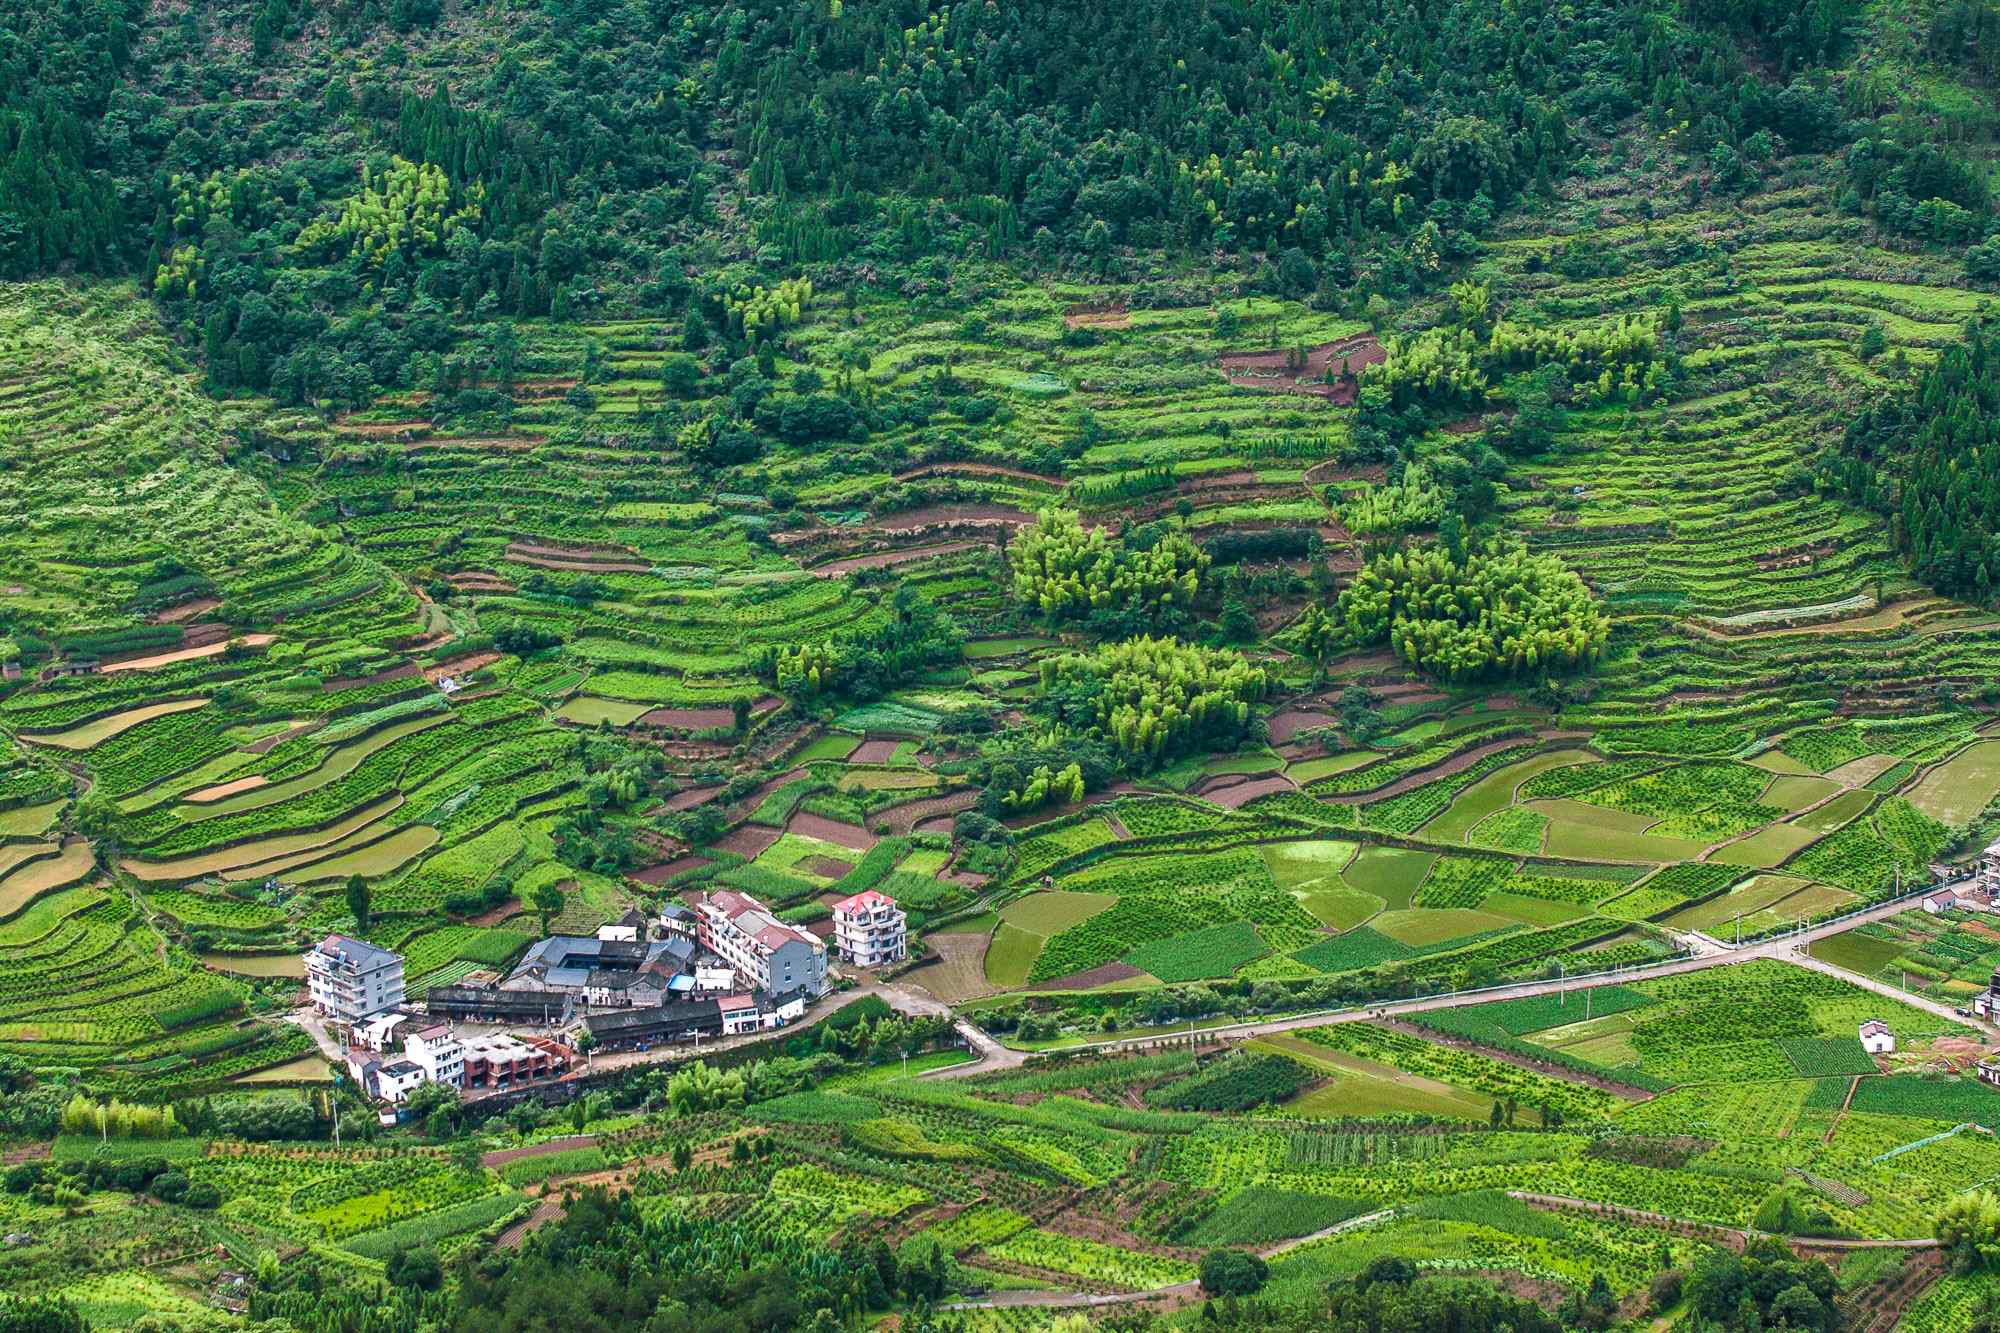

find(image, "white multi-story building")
[831,889,908,968]
[303,934,405,1024]
[694,890,827,997]
[403,1023,465,1088]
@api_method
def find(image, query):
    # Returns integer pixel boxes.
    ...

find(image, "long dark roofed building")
[425,985,576,1026]
[583,999,722,1049]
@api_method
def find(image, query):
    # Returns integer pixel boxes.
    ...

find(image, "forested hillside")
[0,0,1921,406]
[8,0,2000,1330]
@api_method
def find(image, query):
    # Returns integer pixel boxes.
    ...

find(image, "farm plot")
[1905,740,2000,826]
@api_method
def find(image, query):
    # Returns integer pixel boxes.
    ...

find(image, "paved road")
[286,1006,343,1063]
[929,886,1983,1074]
[1787,950,1970,1025]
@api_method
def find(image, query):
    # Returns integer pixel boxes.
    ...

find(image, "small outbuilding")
[1859,1019,1895,1055]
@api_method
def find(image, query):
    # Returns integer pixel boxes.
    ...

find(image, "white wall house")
[1859,1019,1895,1055]
[403,1023,465,1088]
[831,889,908,968]
[303,934,405,1024]
[374,1060,428,1104]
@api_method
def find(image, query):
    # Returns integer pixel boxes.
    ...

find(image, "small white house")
[1924,890,1960,915]
[693,964,736,992]
[349,1013,409,1053]
[761,994,806,1029]
[374,1060,429,1104]
[1859,1019,1895,1055]
[597,909,648,944]
[719,993,761,1036]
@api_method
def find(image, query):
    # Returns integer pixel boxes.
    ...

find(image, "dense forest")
[1829,323,2000,600]
[6,0,1976,418]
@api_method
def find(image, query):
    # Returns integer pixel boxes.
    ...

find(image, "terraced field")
[12,176,2000,1112]
[17,0,2000,1323]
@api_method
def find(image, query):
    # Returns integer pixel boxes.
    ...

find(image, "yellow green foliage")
[775,642,838,695]
[60,1094,181,1139]
[1342,463,1447,536]
[153,245,201,299]
[1039,635,1266,766]
[1001,762,1085,813]
[1935,1189,2000,1268]
[1007,509,1206,621]
[1372,312,1664,409]
[725,277,813,342]
[1338,542,1608,682]
[297,157,481,267]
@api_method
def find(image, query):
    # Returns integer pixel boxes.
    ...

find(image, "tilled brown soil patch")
[1206,774,1297,808]
[811,542,980,576]
[787,811,876,851]
[640,706,735,731]
[1218,334,1385,404]
[710,824,782,858]
[632,854,712,884]
[875,504,1033,530]
[1031,961,1144,991]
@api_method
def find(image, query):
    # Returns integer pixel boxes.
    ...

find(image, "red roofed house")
[694,890,828,997]
[831,889,908,968]
[718,992,762,1036]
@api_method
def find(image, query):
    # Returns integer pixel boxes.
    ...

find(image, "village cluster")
[302,886,909,1119]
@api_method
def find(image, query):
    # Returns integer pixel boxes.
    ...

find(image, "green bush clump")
[1293,928,1415,974]
[1182,1188,1371,1245]
[154,991,244,1031]
[1847,1075,2000,1120]
[1778,1036,1877,1078]
[500,1146,607,1187]
[746,1090,883,1124]
[1037,635,1267,766]
[1338,542,1609,682]
[343,1191,528,1260]
[1146,1053,1311,1112]
[1007,509,1206,622]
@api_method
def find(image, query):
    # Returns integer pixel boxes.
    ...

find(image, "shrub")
[1007,509,1206,622]
[1038,636,1266,766]
[385,1244,444,1291]
[1339,540,1608,681]
[1198,1248,1269,1296]
[1146,1053,1310,1112]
